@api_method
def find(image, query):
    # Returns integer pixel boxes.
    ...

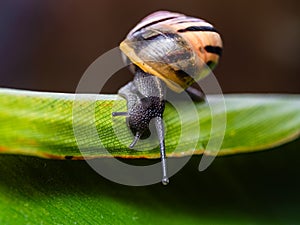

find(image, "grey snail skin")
[113,11,223,185]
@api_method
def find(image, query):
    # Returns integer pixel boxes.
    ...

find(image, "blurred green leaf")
[0,139,299,224]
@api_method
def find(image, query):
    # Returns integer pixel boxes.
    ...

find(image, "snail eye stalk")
[129,132,141,149]
[112,112,128,117]
[154,117,169,185]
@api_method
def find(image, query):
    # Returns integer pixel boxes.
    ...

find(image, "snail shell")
[120,11,223,92]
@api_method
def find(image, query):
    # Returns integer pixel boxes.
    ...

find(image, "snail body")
[113,11,223,185]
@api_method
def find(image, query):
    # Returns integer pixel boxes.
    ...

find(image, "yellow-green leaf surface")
[0,89,300,159]
[0,88,299,159]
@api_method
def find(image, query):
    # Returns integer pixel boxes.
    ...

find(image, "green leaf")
[0,88,299,159]
[0,88,300,224]
[0,140,299,224]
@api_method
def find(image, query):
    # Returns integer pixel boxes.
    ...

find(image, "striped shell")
[120,11,223,92]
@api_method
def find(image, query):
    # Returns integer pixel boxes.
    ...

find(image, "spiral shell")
[120,11,223,92]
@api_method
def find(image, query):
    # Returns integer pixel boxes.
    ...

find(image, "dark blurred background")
[0,0,299,94]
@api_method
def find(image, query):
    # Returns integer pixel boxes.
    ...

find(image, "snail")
[112,11,223,185]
